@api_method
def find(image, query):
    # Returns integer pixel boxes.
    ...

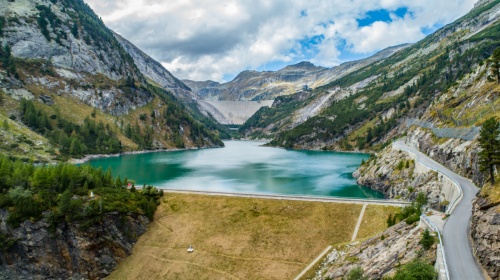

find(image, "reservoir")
[88,141,383,198]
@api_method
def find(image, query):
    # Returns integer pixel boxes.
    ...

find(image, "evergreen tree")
[490,48,500,84]
[420,229,434,250]
[478,117,500,185]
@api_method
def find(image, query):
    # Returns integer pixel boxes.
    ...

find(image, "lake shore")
[69,145,224,164]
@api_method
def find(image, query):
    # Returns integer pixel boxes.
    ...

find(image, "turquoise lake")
[88,140,383,198]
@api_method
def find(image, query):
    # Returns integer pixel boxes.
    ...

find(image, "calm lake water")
[88,141,383,198]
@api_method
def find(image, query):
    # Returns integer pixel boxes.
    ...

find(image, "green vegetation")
[36,5,64,43]
[0,154,162,229]
[0,44,17,78]
[346,266,368,280]
[240,92,313,138]
[478,117,500,185]
[19,99,121,157]
[489,48,500,84]
[387,192,426,227]
[419,229,435,250]
[389,259,437,280]
[0,16,5,36]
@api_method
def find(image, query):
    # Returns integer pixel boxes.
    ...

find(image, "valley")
[0,0,499,279]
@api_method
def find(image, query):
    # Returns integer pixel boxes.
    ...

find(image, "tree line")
[0,154,163,230]
[20,99,122,157]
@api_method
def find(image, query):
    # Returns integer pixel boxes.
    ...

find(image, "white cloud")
[85,0,477,82]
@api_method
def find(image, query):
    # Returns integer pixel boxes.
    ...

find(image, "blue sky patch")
[357,7,409,27]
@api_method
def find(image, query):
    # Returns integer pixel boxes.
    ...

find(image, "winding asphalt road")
[394,140,484,280]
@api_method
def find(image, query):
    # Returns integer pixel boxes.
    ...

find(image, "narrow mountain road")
[394,140,484,280]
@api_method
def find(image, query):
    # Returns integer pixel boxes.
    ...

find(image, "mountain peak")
[285,61,319,69]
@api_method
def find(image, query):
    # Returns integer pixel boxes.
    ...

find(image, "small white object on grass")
[187,244,194,253]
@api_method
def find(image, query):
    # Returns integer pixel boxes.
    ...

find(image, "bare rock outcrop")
[471,197,500,279]
[406,126,483,186]
[0,210,149,280]
[354,146,447,210]
[318,222,436,279]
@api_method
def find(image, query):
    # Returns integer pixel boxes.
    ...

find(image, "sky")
[85,0,477,82]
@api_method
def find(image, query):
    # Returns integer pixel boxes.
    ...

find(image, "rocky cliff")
[471,193,500,279]
[354,146,448,210]
[113,32,198,103]
[0,210,149,280]
[0,0,155,116]
[0,0,225,158]
[315,221,436,279]
[405,126,484,188]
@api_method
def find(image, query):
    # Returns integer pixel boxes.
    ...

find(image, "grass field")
[107,194,398,280]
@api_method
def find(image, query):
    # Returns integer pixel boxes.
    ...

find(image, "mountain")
[0,1,227,278]
[240,0,500,148]
[0,0,223,162]
[113,31,198,102]
[183,44,409,102]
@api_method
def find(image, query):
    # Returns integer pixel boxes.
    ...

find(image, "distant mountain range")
[183,44,409,101]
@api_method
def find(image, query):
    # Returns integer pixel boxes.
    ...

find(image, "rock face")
[0,210,149,280]
[0,0,154,115]
[355,146,449,211]
[113,32,197,103]
[471,197,500,279]
[406,126,483,187]
[318,221,436,279]
[183,45,409,101]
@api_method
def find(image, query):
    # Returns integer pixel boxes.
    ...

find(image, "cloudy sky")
[85,0,477,82]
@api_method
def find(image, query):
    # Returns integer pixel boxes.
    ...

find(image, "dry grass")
[480,179,500,204]
[108,194,399,280]
[355,205,399,240]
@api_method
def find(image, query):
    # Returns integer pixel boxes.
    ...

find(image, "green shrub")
[390,259,437,280]
[420,229,435,250]
[346,266,368,280]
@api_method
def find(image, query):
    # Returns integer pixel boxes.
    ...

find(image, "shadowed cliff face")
[0,210,149,280]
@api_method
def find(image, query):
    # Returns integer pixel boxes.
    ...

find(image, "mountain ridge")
[183,44,410,101]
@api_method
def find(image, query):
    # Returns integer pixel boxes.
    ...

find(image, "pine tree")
[478,117,500,185]
[420,229,434,250]
[490,48,500,84]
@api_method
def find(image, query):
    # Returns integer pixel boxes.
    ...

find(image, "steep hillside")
[0,0,224,162]
[240,0,500,150]
[184,45,408,102]
[113,31,197,103]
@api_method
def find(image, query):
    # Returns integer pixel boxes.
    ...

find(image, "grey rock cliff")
[354,145,448,210]
[0,210,149,280]
[471,197,500,279]
[113,32,198,102]
[318,222,436,279]
[405,126,483,187]
[0,0,154,115]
